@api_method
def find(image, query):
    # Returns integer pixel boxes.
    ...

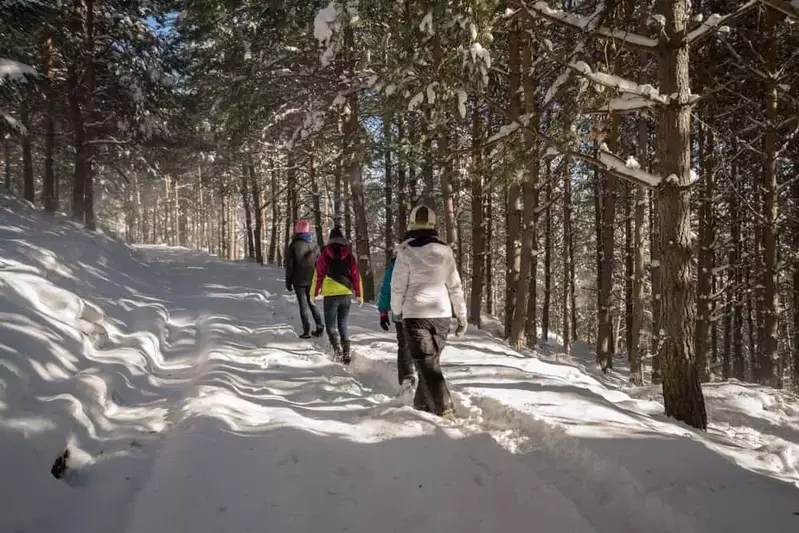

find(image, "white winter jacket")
[390,235,467,320]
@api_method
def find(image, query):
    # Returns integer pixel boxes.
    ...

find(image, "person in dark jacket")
[391,206,467,419]
[311,226,363,364]
[378,238,416,397]
[285,219,324,339]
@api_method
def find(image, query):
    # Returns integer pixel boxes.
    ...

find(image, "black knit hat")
[329,226,344,240]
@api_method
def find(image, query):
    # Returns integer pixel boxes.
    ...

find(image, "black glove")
[286,283,293,292]
[379,312,390,331]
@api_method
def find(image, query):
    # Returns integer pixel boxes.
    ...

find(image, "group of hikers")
[284,205,468,419]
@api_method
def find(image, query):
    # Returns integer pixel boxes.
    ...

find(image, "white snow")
[571,61,669,105]
[313,2,339,66]
[598,144,662,187]
[0,58,38,81]
[1,110,28,135]
[1,193,797,533]
[457,88,468,119]
[486,121,520,144]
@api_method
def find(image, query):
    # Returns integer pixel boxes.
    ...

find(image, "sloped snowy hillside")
[1,194,797,533]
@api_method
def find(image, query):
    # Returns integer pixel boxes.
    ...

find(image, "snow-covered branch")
[685,1,758,45]
[0,58,38,82]
[524,1,659,52]
[569,61,672,105]
[597,144,662,187]
[1,110,27,135]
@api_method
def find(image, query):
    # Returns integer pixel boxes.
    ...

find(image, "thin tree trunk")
[758,5,780,387]
[43,29,57,213]
[730,176,744,380]
[249,162,263,265]
[695,125,713,382]
[650,188,662,383]
[470,96,485,326]
[624,181,634,365]
[542,163,552,343]
[486,183,494,316]
[309,144,324,248]
[269,166,278,263]
[242,170,254,260]
[20,99,34,203]
[384,113,394,261]
[3,138,11,192]
[562,157,572,355]
[655,0,707,429]
[335,153,343,227]
[598,114,620,371]
[396,119,407,238]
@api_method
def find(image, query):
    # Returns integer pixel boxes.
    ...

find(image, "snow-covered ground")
[1,194,797,533]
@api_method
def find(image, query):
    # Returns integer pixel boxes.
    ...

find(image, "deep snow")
[1,194,797,533]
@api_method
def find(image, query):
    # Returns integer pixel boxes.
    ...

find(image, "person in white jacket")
[391,205,467,418]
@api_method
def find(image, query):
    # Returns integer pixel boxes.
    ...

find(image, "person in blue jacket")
[378,245,416,394]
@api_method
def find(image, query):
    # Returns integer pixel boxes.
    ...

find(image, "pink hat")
[294,219,311,234]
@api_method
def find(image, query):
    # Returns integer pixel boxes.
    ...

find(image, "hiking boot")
[299,331,312,340]
[329,335,342,360]
[440,408,457,422]
[312,325,325,338]
[341,340,352,365]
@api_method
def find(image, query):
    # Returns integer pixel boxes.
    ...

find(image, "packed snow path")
[1,196,797,533]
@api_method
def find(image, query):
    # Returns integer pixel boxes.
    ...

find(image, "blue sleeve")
[377,260,394,312]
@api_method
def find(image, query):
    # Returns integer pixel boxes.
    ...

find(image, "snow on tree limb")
[570,61,670,105]
[1,110,27,135]
[597,144,662,187]
[685,0,758,46]
[524,1,659,52]
[0,58,38,82]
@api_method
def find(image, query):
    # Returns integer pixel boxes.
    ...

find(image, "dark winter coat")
[285,233,319,289]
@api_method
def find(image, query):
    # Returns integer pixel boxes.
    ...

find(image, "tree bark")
[242,170,254,260]
[486,182,495,316]
[510,26,539,350]
[384,113,394,262]
[562,157,572,355]
[655,0,707,429]
[396,119,408,238]
[505,3,523,339]
[758,6,780,387]
[43,29,57,213]
[598,116,620,372]
[20,99,34,203]
[650,189,662,383]
[695,126,713,382]
[269,166,278,264]
[309,145,324,249]
[542,163,552,343]
[342,26,375,301]
[249,162,263,265]
[624,181,634,367]
[470,97,485,326]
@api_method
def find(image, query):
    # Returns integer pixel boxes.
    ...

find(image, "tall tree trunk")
[486,184,494,316]
[758,6,780,387]
[342,26,375,301]
[396,119,407,238]
[470,97,485,326]
[384,113,394,261]
[655,0,707,429]
[624,181,634,364]
[439,126,458,249]
[3,138,11,192]
[505,1,523,339]
[309,144,324,248]
[421,107,434,205]
[598,115,620,371]
[242,170,254,260]
[43,29,57,213]
[542,163,552,343]
[650,189,662,383]
[562,157,572,355]
[730,178,745,380]
[20,99,34,203]
[334,154,343,227]
[695,126,713,382]
[269,167,278,264]
[249,162,263,265]
[510,27,539,350]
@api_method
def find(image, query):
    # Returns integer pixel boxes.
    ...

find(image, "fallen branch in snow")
[523,1,659,53]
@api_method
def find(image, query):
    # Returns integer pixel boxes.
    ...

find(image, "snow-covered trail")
[121,248,601,533]
[2,195,797,533]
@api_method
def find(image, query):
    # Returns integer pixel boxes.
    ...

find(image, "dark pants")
[404,318,453,415]
[395,322,415,385]
[296,285,323,334]
[323,295,351,342]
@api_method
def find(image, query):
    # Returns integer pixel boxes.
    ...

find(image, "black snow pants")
[296,285,323,334]
[403,318,453,416]
[395,322,415,385]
